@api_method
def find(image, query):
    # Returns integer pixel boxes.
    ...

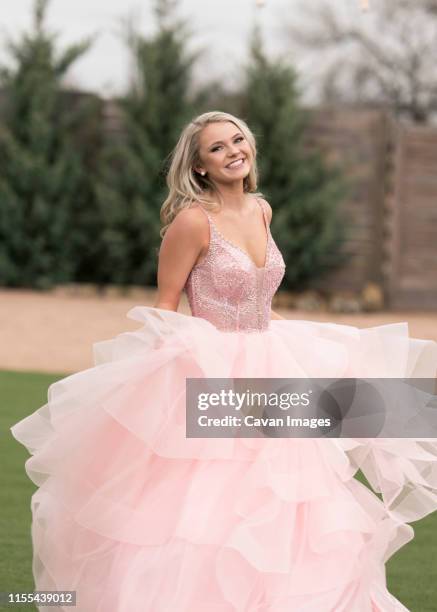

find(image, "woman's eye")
[212,137,244,152]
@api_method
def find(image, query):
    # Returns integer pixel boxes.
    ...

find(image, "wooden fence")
[306,106,437,310]
[386,123,437,309]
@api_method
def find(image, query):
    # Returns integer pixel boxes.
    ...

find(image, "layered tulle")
[10,306,437,611]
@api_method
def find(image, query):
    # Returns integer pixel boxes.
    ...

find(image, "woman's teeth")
[226,159,245,169]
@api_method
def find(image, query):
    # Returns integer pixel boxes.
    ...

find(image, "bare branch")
[282,0,437,123]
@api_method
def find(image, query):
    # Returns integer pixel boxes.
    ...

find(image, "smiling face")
[193,121,252,188]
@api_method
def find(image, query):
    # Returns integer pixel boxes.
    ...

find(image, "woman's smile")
[225,157,246,170]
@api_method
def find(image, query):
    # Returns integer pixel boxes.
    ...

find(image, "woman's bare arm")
[154,208,208,311]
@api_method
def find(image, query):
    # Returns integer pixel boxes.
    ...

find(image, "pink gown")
[10,198,437,611]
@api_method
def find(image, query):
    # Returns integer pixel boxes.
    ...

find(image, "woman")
[11,111,437,611]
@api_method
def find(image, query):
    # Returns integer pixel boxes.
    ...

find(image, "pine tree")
[95,0,200,286]
[0,0,101,289]
[239,26,349,289]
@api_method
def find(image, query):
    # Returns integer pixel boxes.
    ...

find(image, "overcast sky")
[0,1,369,103]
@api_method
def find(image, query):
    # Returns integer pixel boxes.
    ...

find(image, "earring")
[200,171,205,176]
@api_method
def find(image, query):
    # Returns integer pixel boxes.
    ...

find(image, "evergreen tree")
[0,0,101,289]
[239,26,349,289]
[95,0,200,285]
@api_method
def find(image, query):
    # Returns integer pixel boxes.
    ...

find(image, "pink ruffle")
[10,306,437,611]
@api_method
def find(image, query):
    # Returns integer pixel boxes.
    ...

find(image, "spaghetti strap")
[255,196,270,234]
[194,204,212,225]
[255,196,267,221]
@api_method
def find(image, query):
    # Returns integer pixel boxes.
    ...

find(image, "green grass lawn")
[0,370,66,611]
[1,369,436,611]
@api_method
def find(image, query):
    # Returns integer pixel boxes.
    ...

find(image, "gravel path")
[2,287,437,374]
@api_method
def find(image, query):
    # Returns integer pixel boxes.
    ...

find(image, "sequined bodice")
[184,198,285,332]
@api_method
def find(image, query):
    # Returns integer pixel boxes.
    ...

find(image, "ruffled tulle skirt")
[10,307,437,611]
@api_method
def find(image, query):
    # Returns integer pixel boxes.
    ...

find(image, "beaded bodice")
[184,198,285,332]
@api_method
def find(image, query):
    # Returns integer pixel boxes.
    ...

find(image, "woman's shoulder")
[171,203,208,225]
[254,196,272,224]
[165,204,209,244]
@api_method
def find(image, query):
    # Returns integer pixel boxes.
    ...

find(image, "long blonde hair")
[159,111,263,238]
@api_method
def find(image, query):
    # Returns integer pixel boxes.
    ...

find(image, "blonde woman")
[11,111,437,611]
